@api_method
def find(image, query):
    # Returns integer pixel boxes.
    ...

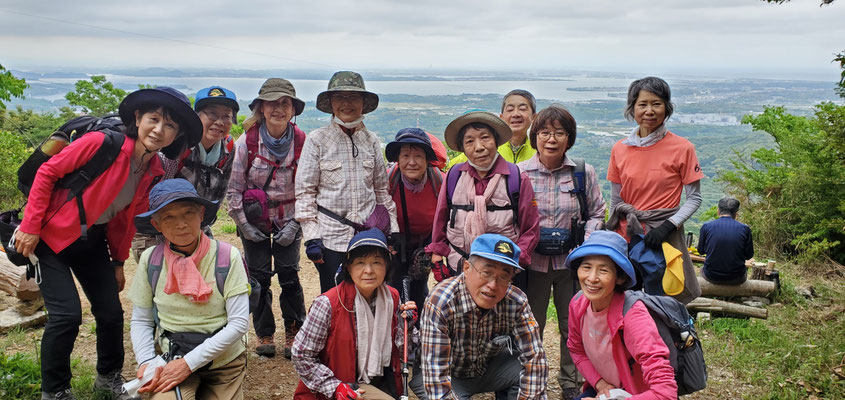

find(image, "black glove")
[644,220,676,249]
[305,239,324,262]
[387,233,402,254]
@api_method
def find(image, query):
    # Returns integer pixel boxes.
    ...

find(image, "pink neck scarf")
[463,173,502,247]
[162,233,213,303]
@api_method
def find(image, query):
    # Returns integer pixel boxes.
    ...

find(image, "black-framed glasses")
[468,260,512,286]
[536,130,568,140]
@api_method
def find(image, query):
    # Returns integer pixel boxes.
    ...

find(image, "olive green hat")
[316,71,379,114]
[249,78,305,116]
[443,111,512,151]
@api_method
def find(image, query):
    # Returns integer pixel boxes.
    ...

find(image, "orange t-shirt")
[607,131,704,238]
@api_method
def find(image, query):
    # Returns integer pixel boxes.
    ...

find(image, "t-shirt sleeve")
[679,140,704,185]
[223,246,251,299]
[127,247,156,309]
[606,142,622,184]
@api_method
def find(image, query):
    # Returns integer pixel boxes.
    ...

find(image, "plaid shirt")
[226,129,297,228]
[160,136,234,204]
[295,121,398,252]
[292,291,412,398]
[421,276,548,399]
[518,154,606,272]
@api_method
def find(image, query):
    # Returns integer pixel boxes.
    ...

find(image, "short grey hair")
[501,89,537,113]
[718,197,741,215]
[624,77,674,121]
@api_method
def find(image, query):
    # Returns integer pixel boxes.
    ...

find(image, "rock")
[794,285,817,298]
[697,312,711,322]
[0,307,47,333]
[15,297,44,316]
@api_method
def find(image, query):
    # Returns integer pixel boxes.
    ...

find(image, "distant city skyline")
[1,1,844,82]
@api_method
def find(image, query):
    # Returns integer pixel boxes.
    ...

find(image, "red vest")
[390,168,441,242]
[294,281,404,399]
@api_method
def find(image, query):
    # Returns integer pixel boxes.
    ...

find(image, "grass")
[0,351,109,400]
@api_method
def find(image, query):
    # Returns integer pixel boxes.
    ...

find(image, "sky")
[1,0,844,81]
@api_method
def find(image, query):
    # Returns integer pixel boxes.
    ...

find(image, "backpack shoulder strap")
[61,130,126,199]
[214,241,233,296]
[622,290,641,316]
[445,162,464,202]
[506,162,521,226]
[245,127,260,176]
[147,243,166,326]
[570,157,589,223]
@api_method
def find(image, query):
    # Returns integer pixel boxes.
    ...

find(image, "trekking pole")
[400,276,411,400]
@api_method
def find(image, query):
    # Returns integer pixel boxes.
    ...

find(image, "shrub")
[0,130,29,209]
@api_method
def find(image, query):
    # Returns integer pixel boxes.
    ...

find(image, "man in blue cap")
[421,233,548,399]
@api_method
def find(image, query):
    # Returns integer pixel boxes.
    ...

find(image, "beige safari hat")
[443,111,512,151]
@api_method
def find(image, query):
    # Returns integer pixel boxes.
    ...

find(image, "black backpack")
[17,115,126,239]
[574,290,708,395]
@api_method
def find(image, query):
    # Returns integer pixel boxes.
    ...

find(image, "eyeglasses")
[536,130,569,140]
[468,260,512,286]
[331,93,362,103]
[200,110,234,124]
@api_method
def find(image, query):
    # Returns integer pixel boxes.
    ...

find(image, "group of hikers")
[12,70,720,400]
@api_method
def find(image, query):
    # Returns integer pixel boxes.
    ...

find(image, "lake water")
[35,75,640,103]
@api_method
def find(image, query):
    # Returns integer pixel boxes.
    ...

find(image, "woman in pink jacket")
[564,231,677,400]
[14,87,202,400]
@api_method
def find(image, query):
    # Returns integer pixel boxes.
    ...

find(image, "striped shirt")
[518,154,607,272]
[294,122,399,252]
[421,275,548,399]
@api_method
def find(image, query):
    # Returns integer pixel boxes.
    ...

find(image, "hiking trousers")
[241,236,306,338]
[36,225,124,393]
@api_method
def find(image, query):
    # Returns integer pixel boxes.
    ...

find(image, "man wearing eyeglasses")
[421,233,548,400]
[132,86,240,262]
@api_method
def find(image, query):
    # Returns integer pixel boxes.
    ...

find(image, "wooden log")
[697,277,776,297]
[690,254,705,263]
[687,297,768,319]
[0,257,40,300]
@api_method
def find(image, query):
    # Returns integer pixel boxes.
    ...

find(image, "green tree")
[835,50,845,99]
[0,64,27,110]
[0,130,30,208]
[0,106,67,146]
[65,75,127,117]
[720,103,845,266]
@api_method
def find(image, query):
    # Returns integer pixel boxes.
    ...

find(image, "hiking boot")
[284,320,301,359]
[94,369,140,400]
[256,335,276,357]
[41,389,76,400]
[560,387,580,400]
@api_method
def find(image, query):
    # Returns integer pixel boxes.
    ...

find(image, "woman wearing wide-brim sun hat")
[225,78,308,359]
[295,71,399,294]
[14,86,201,400]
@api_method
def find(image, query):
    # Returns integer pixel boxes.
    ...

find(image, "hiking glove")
[334,382,359,399]
[305,239,324,263]
[432,257,451,282]
[644,220,676,249]
[387,232,402,254]
[274,220,300,247]
[239,223,268,243]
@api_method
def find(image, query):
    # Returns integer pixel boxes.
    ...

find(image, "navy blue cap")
[385,127,436,162]
[118,86,203,159]
[470,234,522,270]
[564,230,637,289]
[134,178,219,235]
[346,228,389,254]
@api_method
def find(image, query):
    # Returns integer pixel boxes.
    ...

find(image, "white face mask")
[333,115,365,130]
[467,153,499,172]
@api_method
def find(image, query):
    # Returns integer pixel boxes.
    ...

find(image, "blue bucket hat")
[470,233,522,271]
[118,87,203,159]
[385,128,436,163]
[564,230,637,289]
[194,86,239,123]
[134,179,219,235]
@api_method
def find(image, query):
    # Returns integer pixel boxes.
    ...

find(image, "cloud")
[1,0,843,76]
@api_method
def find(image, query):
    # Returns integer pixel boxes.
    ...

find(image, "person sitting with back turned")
[698,197,754,285]
[421,233,548,400]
